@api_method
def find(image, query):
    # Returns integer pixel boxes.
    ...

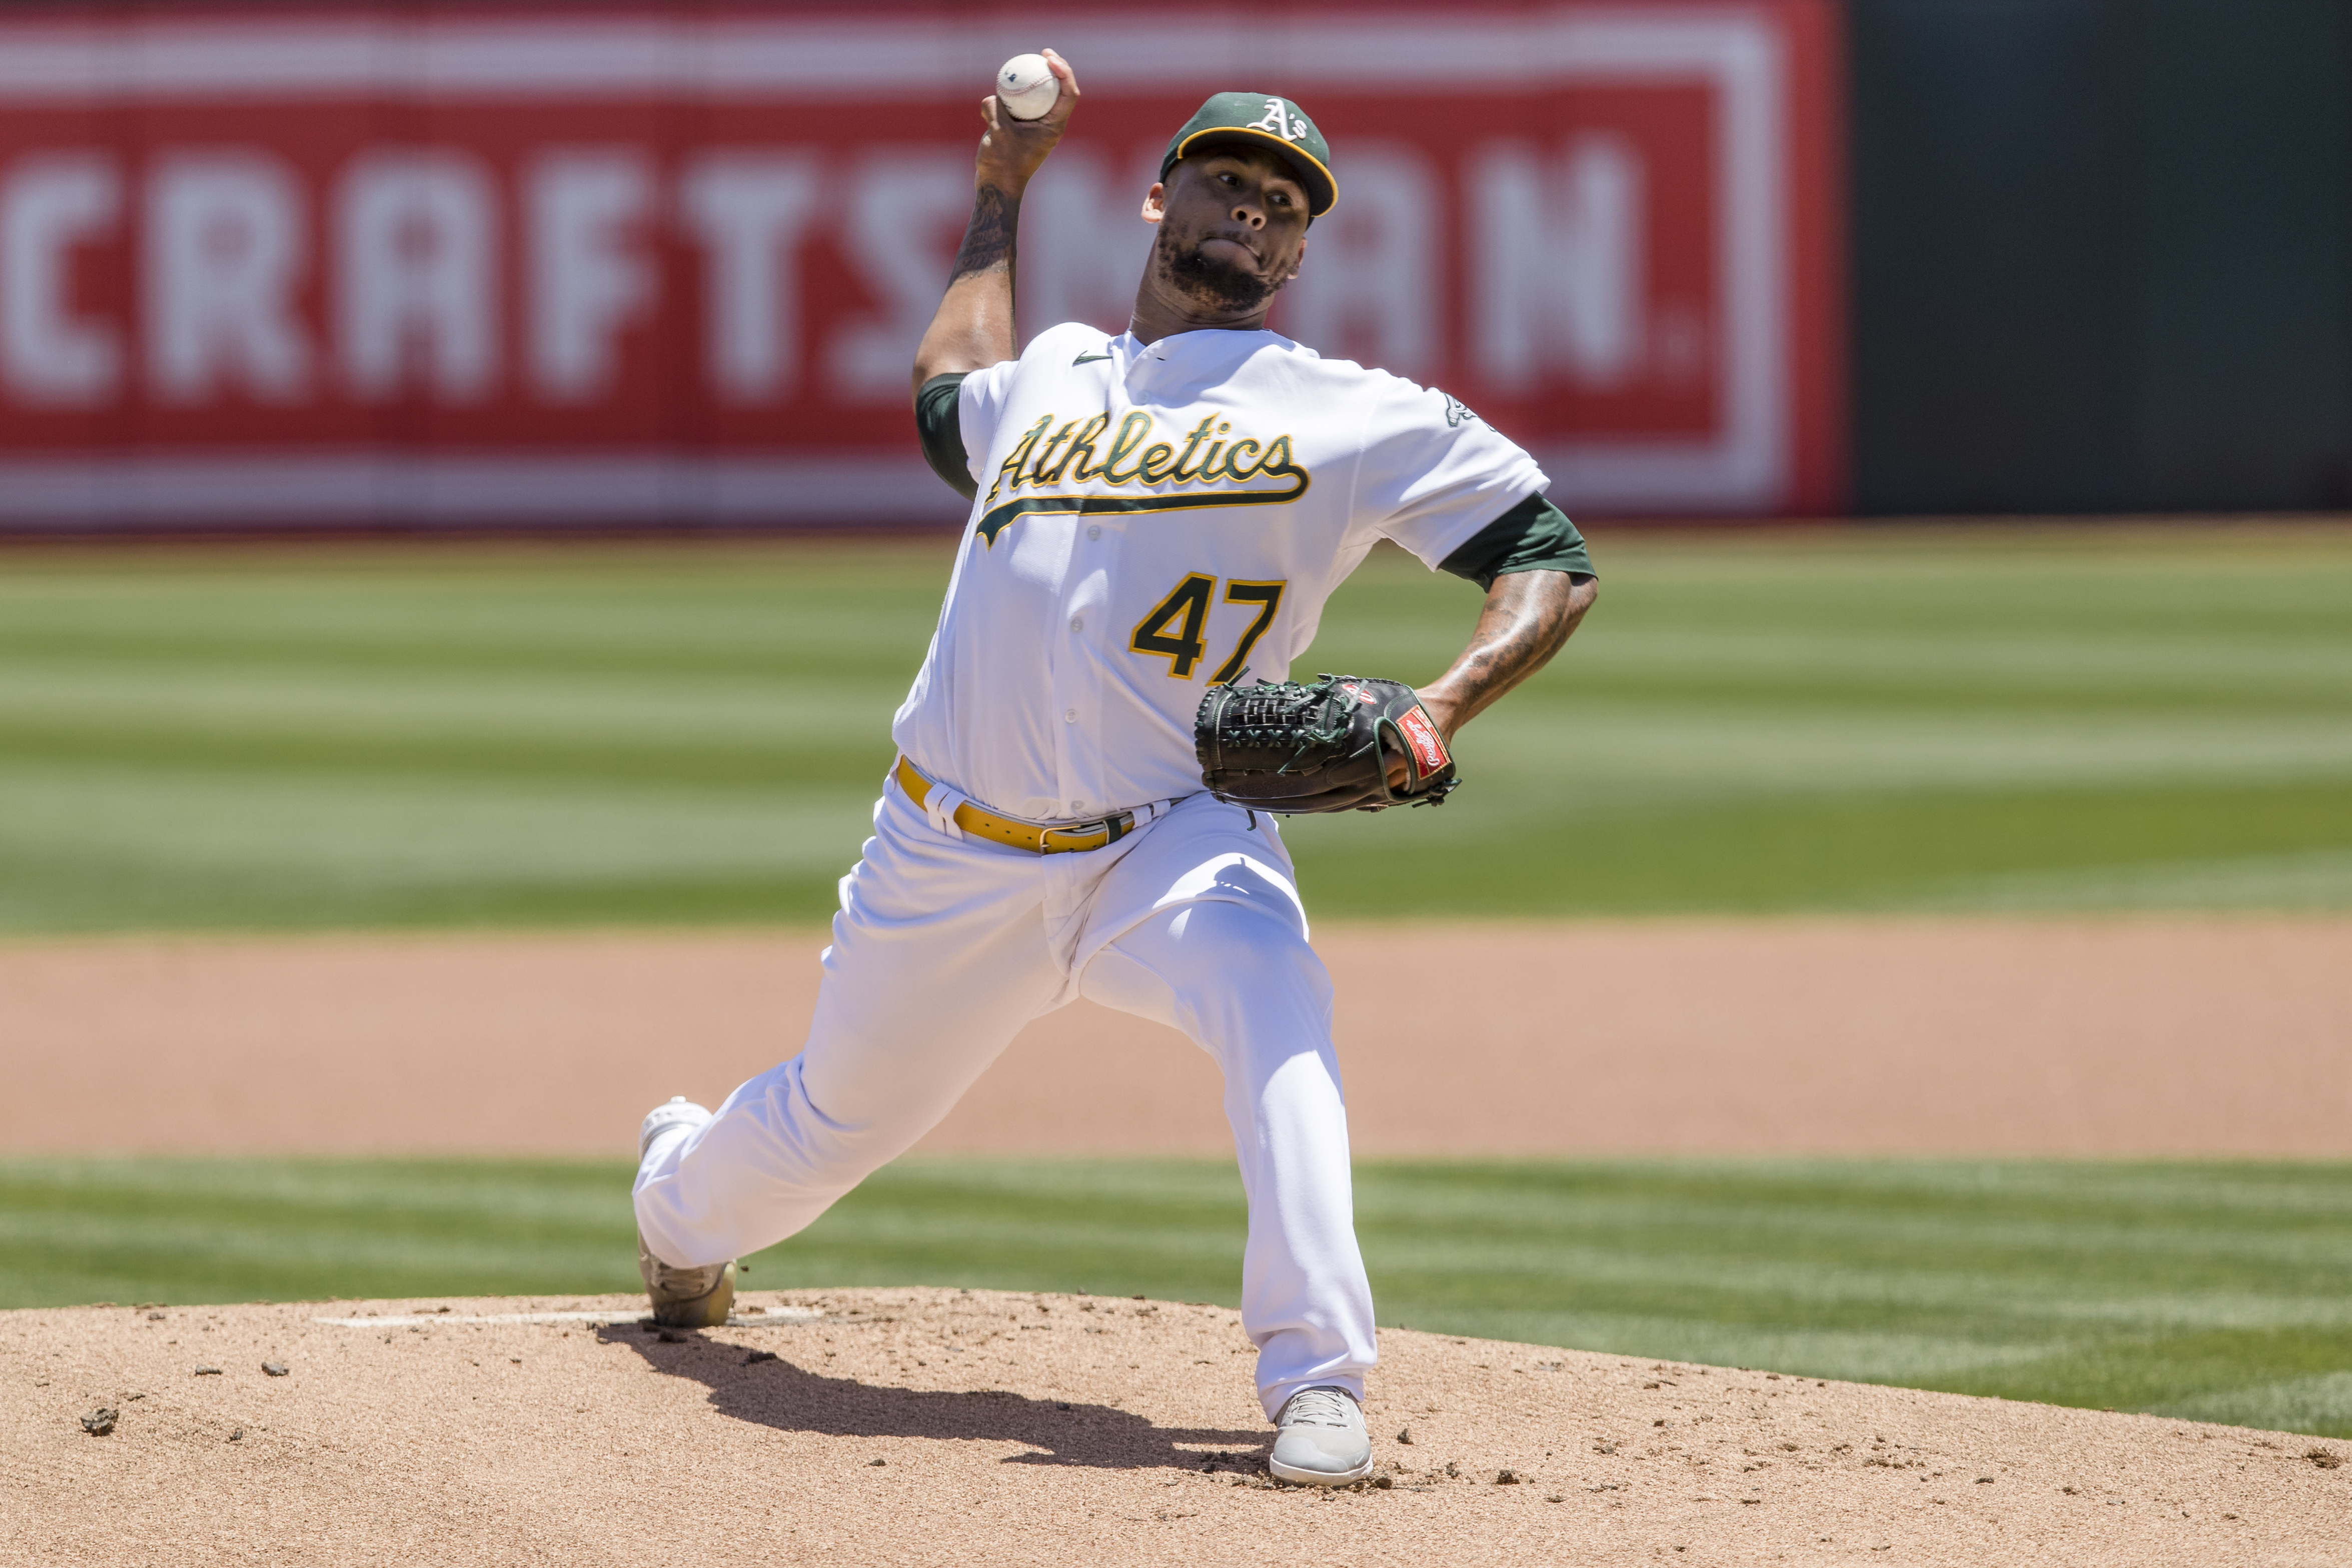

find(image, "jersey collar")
[1114,327,1283,376]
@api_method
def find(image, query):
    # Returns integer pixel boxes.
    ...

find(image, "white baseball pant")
[632,770,1378,1418]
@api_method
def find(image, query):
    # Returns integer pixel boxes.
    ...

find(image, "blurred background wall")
[0,1,1848,529]
[2,0,2350,526]
[1854,0,2352,513]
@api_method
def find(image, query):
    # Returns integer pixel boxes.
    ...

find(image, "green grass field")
[7,1156,2347,1438]
[1,525,2347,932]
[5,528,2347,1437]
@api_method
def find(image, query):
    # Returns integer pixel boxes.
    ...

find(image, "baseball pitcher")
[633,51,1598,1486]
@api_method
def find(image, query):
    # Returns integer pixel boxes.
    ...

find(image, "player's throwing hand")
[976,48,1078,189]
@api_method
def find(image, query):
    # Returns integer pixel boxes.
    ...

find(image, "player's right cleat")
[636,1097,735,1328]
[637,1233,735,1328]
[1268,1385,1374,1485]
[639,1095,712,1157]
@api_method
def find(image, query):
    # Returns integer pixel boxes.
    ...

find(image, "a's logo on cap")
[1246,98,1309,143]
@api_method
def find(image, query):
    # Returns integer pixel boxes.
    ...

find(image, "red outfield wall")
[0,4,1843,530]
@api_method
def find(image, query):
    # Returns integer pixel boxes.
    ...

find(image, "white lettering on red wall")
[0,7,1843,526]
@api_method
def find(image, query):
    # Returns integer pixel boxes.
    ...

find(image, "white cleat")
[639,1095,711,1157]
[1269,1385,1374,1485]
[637,1235,735,1328]
[635,1097,734,1328]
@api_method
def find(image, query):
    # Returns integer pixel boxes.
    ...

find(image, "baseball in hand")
[995,53,1059,120]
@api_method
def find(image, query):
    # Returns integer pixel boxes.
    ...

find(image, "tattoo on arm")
[912,185,1023,392]
[952,185,1019,283]
[1423,571,1596,734]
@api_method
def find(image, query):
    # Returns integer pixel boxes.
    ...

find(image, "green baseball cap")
[1161,92,1337,217]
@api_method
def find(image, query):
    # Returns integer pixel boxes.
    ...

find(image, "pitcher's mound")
[5,1288,2342,1565]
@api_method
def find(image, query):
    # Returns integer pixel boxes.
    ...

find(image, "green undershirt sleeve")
[1436,492,1596,591]
[915,373,977,500]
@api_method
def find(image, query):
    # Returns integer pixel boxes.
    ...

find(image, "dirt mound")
[3,1290,2342,1565]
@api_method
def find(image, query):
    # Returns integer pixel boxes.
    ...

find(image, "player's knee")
[1167,899,1333,1011]
[741,1058,944,1178]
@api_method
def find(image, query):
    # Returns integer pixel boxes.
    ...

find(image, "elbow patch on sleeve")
[915,373,976,500]
[1437,492,1595,591]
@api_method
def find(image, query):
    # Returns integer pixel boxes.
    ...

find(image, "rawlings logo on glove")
[1194,673,1461,814]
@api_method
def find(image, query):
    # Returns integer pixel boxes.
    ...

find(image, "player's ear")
[1286,234,1308,282]
[1140,182,1167,225]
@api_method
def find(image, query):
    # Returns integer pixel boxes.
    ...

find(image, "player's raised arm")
[909,49,1079,394]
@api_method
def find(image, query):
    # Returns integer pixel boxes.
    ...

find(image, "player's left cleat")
[1268,1385,1374,1485]
[636,1097,735,1328]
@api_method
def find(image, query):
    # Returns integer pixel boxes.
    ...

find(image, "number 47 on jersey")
[1131,574,1287,685]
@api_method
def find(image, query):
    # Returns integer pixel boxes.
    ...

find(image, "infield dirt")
[6,1288,2345,1567]
[5,917,2348,1157]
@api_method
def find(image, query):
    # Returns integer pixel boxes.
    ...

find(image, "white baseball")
[995,53,1058,120]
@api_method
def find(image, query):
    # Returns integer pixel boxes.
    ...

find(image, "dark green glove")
[1195,674,1460,814]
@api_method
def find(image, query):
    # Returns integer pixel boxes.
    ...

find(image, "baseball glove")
[1195,674,1460,813]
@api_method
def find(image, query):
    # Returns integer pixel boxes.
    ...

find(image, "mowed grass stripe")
[1296,778,2352,915]
[2,528,2349,932]
[5,1156,2346,1438]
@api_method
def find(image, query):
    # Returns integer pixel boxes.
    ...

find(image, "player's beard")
[1154,226,1289,315]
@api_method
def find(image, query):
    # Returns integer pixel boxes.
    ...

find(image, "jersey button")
[1071,801,1085,814]
[1086,525,1102,541]
[1068,616,1083,633]
[1064,708,1077,723]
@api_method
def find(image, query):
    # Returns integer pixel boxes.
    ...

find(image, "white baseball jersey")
[890,322,1549,822]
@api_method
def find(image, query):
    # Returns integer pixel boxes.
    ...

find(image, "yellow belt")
[893,756,1136,854]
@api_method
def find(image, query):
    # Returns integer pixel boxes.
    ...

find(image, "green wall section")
[1853,0,2352,513]
[5,1157,2346,1439]
[2,528,2346,932]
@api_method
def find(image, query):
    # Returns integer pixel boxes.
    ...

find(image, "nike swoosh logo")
[1072,351,1114,364]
